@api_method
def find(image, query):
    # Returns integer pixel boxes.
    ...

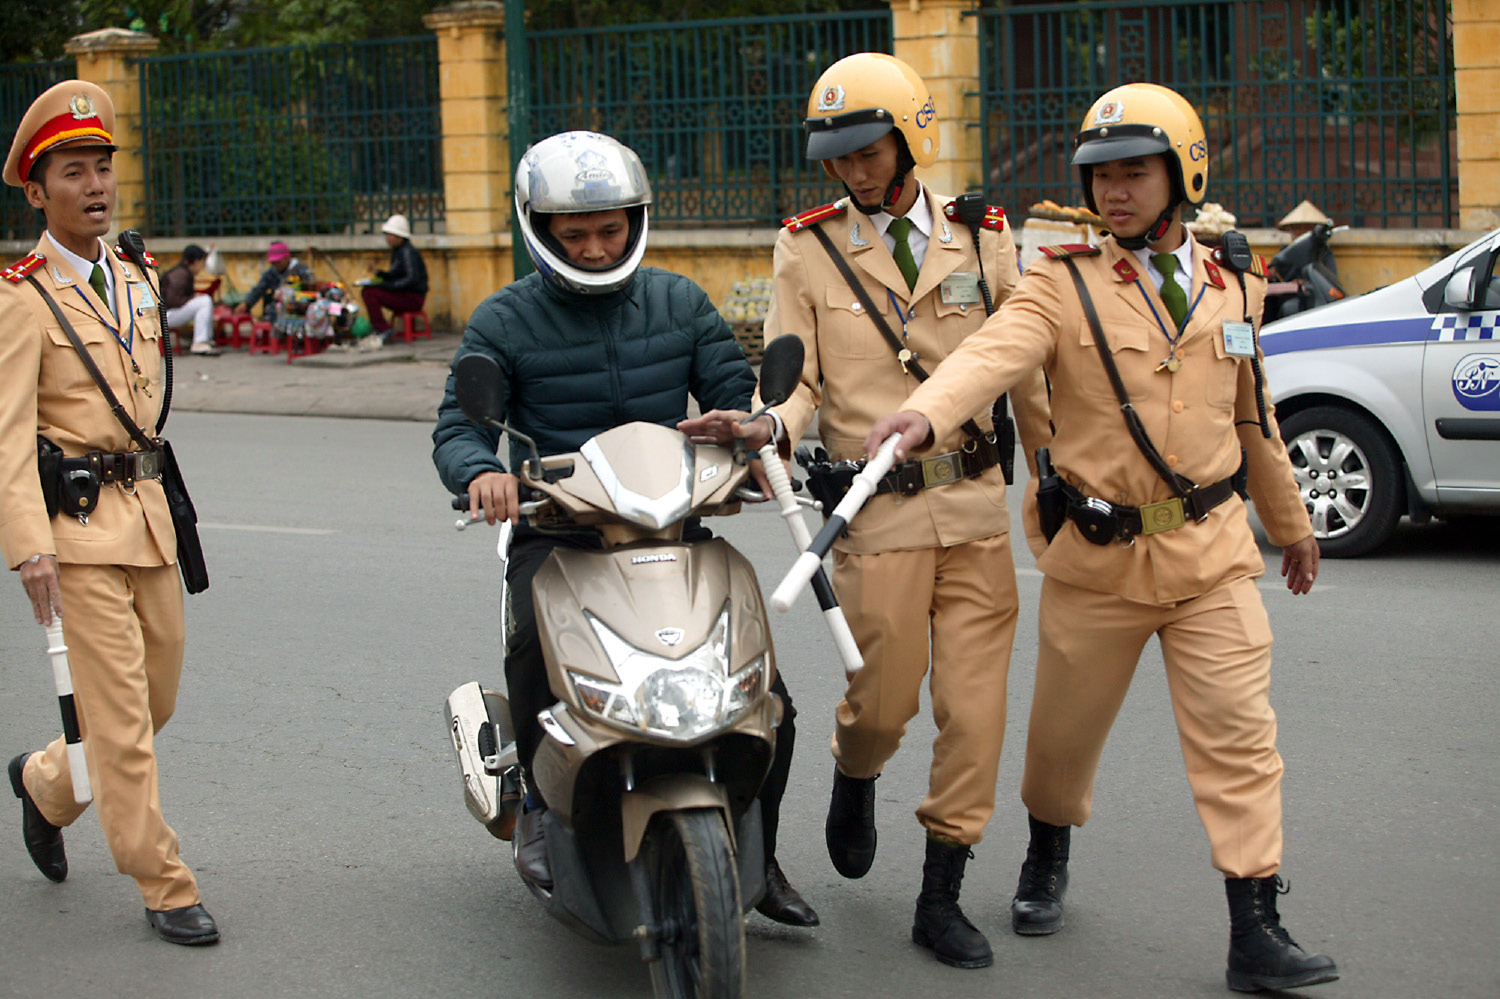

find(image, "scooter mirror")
[454,353,507,427]
[758,335,805,407]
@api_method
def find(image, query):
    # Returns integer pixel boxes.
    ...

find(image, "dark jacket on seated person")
[160,261,197,311]
[377,241,428,295]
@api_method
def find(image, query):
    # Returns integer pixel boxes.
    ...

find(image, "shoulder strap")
[1058,258,1196,497]
[807,224,989,444]
[24,275,158,454]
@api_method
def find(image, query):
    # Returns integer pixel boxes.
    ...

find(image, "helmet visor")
[1072,124,1171,166]
[804,112,894,161]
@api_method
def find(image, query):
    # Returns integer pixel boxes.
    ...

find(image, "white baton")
[44,620,92,805]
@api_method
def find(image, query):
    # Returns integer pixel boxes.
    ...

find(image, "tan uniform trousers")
[21,562,200,911]
[1021,575,1284,878]
[831,531,1019,845]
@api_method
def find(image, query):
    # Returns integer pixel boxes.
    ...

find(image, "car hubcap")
[1287,429,1372,539]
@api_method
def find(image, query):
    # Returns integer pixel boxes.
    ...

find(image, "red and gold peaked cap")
[4,80,117,187]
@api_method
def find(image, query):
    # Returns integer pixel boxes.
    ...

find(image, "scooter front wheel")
[643,808,746,999]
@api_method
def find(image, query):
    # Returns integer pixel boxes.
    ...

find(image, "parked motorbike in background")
[1264,222,1349,320]
[442,338,806,999]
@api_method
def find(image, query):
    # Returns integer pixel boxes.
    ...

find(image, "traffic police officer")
[688,52,1051,968]
[866,83,1338,992]
[1,81,218,945]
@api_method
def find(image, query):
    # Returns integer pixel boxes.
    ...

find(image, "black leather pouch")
[59,463,101,518]
[158,438,209,594]
[36,435,63,519]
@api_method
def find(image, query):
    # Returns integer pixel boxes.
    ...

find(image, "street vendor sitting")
[234,240,314,323]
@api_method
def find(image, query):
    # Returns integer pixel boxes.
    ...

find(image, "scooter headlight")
[566,605,766,741]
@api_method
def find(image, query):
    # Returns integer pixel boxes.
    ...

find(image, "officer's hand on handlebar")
[864,410,933,461]
[468,471,521,525]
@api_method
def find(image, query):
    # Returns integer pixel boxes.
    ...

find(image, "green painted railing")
[137,37,443,238]
[976,0,1456,228]
[526,10,893,227]
[2,61,75,242]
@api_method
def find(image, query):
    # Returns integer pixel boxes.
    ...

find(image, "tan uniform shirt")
[764,188,1053,555]
[0,234,175,569]
[904,233,1312,605]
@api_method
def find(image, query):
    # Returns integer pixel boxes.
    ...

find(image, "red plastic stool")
[394,311,431,344]
[247,320,280,355]
[286,334,328,363]
[215,308,255,349]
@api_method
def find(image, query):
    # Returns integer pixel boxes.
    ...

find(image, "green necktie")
[88,263,114,319]
[888,217,919,291]
[1150,252,1187,328]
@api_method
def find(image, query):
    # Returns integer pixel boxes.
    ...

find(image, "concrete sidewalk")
[168,333,462,423]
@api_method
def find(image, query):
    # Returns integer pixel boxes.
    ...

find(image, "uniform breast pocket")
[43,323,111,393]
[1075,320,1153,401]
[1206,332,1245,411]
[821,287,888,359]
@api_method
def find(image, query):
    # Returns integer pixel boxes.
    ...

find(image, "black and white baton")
[758,441,864,673]
[44,620,92,805]
[771,435,902,613]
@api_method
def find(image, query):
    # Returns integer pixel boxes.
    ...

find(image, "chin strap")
[1115,203,1179,250]
[840,145,918,216]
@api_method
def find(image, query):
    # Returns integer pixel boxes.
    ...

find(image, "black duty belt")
[1062,475,1237,545]
[875,434,1003,497]
[62,449,163,484]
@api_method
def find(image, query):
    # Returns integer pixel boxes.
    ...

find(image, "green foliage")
[1307,0,1455,142]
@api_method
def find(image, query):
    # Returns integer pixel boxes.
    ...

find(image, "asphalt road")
[2,413,1496,999]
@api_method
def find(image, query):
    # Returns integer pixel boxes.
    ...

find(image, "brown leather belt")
[876,434,1003,497]
[63,449,163,484]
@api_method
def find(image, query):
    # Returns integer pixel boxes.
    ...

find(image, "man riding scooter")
[432,130,817,927]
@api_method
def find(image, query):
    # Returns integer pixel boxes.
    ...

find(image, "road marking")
[199,522,336,536]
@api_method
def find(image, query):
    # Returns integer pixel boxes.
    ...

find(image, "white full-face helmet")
[514,131,653,295]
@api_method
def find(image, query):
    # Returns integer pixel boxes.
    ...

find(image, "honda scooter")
[1265,222,1349,320]
[443,338,806,999]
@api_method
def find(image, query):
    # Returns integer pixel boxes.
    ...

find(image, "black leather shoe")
[825,767,877,879]
[8,753,66,883]
[1012,813,1069,935]
[513,805,552,890]
[1225,876,1338,992]
[912,836,992,969]
[755,858,820,927]
[145,904,220,945]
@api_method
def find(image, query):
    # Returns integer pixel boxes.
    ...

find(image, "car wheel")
[1280,406,1404,557]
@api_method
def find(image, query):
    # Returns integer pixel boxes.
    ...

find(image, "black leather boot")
[1011,813,1069,935]
[911,836,992,969]
[1225,876,1339,992]
[755,857,820,927]
[825,767,877,879]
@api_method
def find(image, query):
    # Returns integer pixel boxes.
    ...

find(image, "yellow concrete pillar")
[425,1,512,320]
[65,28,158,232]
[890,0,982,196]
[1454,0,1500,230]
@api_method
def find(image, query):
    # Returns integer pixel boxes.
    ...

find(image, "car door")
[1422,231,1500,504]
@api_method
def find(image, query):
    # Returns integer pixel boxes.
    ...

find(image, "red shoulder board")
[1112,257,1139,282]
[979,205,1006,231]
[1203,259,1226,290]
[114,245,156,268]
[2,251,46,284]
[1249,254,1267,278]
[1037,244,1099,260]
[782,200,847,233]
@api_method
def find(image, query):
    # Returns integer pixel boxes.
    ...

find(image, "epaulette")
[1037,244,1100,260]
[782,200,847,233]
[115,244,156,268]
[941,202,1008,232]
[2,251,45,283]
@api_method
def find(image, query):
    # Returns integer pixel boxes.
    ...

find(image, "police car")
[1260,228,1500,557]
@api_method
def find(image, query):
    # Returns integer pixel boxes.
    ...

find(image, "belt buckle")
[920,451,963,488]
[1138,497,1186,535]
[135,450,161,480]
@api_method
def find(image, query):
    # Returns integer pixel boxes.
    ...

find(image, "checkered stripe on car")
[1431,313,1500,341]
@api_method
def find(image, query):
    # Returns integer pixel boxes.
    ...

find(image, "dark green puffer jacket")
[433,267,755,495]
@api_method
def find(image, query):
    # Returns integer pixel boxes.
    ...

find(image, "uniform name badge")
[940,272,982,305]
[132,281,155,310]
[1222,320,1256,357]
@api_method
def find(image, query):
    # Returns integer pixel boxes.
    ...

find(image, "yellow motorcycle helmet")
[1072,83,1207,241]
[804,53,938,212]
